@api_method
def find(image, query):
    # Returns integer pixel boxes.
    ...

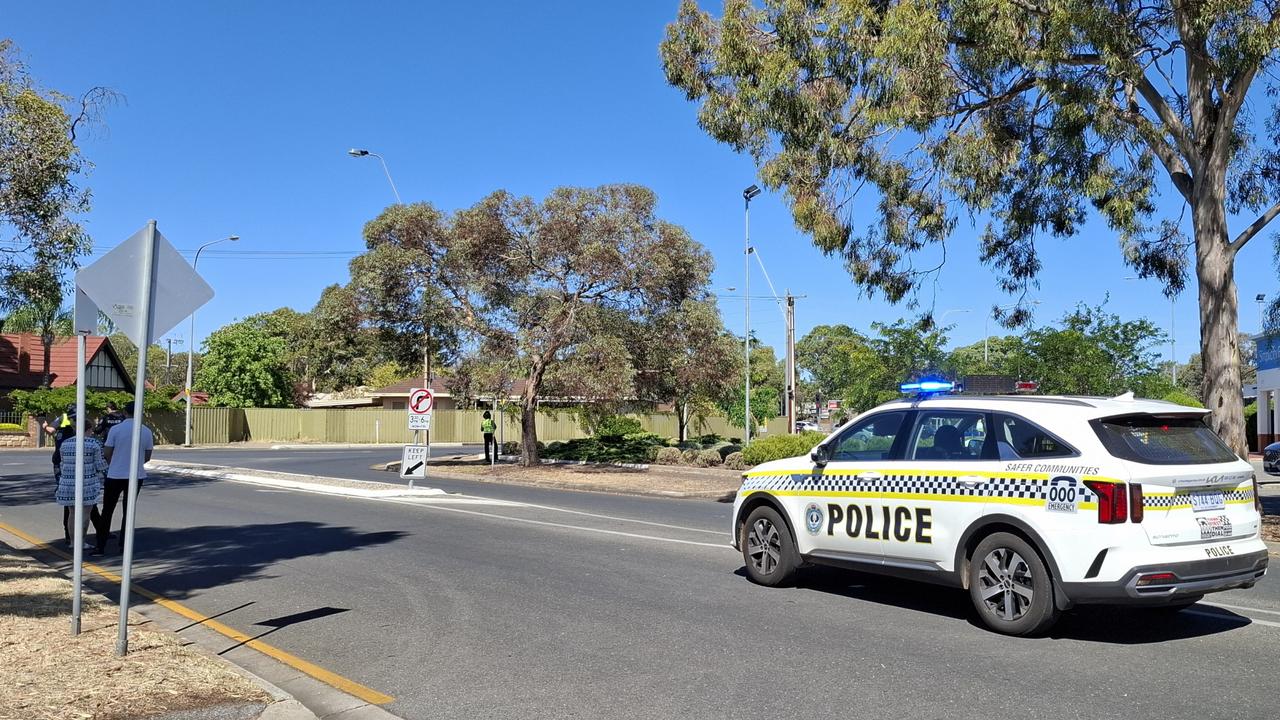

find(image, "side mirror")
[810,443,831,467]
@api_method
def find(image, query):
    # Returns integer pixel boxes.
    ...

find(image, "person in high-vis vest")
[481,411,497,462]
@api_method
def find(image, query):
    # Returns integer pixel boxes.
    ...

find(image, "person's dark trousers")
[95,477,143,552]
[63,506,103,544]
[483,433,496,462]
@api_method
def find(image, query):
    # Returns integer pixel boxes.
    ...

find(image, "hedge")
[740,432,826,466]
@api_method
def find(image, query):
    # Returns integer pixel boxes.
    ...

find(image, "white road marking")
[385,497,731,549]
[509,500,726,536]
[1185,608,1280,629]
[1200,600,1280,617]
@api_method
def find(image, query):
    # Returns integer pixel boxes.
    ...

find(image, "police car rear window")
[1091,415,1238,465]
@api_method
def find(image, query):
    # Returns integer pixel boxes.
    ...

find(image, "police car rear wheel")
[969,533,1058,636]
[741,506,799,587]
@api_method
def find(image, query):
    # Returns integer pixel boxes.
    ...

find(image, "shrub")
[740,431,826,466]
[1161,389,1204,408]
[654,447,684,465]
[595,415,643,438]
[677,440,702,451]
[696,449,723,467]
[695,433,725,445]
[681,449,701,464]
[540,431,669,464]
[716,444,742,460]
[723,452,747,470]
[0,422,24,432]
[501,441,519,455]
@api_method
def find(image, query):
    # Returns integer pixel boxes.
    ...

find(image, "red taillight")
[1136,572,1176,586]
[1084,480,1128,524]
[1129,483,1144,524]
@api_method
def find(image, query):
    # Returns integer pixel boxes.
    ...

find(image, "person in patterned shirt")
[55,422,106,551]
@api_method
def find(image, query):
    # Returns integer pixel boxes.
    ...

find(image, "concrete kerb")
[149,460,448,499]
[268,443,471,451]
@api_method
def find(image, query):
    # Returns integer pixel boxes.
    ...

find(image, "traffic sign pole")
[116,220,160,657]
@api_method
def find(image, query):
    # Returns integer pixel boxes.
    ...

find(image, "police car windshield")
[1092,415,1238,465]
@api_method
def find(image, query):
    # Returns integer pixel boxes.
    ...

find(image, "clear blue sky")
[7,1,1278,366]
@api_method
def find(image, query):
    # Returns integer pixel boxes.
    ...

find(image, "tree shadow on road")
[0,471,220,508]
[757,565,1254,644]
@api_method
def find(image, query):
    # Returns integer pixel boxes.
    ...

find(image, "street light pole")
[743,184,761,444]
[185,235,239,447]
[348,148,401,204]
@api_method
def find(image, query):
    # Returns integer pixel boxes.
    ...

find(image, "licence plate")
[1189,490,1225,512]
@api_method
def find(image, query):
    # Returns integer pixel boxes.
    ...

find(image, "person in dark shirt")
[94,401,125,440]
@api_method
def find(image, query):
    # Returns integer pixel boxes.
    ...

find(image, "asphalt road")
[2,447,1279,719]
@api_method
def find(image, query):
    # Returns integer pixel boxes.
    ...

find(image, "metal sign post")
[77,220,214,657]
[115,221,159,657]
[406,388,433,487]
[70,289,97,636]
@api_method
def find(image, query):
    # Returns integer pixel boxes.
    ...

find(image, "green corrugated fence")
[144,406,795,445]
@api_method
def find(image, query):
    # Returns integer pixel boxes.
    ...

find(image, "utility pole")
[743,184,761,444]
[785,292,795,434]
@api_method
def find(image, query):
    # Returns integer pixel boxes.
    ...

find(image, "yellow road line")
[0,520,393,705]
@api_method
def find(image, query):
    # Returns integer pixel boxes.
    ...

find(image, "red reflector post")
[1084,481,1128,524]
[1129,483,1144,524]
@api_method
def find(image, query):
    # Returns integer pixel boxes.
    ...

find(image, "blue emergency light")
[899,378,958,395]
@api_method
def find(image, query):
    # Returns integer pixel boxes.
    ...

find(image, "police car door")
[808,410,911,563]
[885,409,999,568]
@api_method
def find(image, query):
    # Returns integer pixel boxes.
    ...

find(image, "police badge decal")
[804,503,823,535]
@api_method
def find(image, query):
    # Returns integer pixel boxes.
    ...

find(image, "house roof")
[370,377,531,399]
[0,333,133,392]
[171,390,211,405]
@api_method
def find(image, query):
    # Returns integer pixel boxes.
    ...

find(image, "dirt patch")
[0,549,271,720]
[1263,513,1280,544]
[428,459,742,499]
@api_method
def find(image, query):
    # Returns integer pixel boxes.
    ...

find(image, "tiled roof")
[0,333,130,391]
[370,377,531,398]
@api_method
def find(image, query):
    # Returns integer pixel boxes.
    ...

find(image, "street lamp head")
[348,148,370,157]
[1257,293,1267,302]
[227,235,240,242]
[743,184,761,201]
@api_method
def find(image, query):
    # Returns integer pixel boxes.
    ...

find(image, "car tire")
[740,506,800,587]
[969,532,1060,636]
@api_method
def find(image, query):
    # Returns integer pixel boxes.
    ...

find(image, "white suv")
[732,393,1268,635]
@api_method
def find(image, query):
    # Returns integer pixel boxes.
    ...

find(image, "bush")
[654,447,684,465]
[595,415,644,438]
[1161,389,1204,408]
[540,431,669,464]
[0,422,24,432]
[695,433,725,445]
[677,440,702,451]
[696,449,723,467]
[681,449,701,464]
[501,441,519,455]
[716,444,742,460]
[723,452,747,471]
[740,431,826,466]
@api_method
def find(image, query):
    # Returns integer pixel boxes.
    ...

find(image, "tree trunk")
[520,400,539,466]
[676,400,688,442]
[40,332,53,389]
[1193,195,1247,456]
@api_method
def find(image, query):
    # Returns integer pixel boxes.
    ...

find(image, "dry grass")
[0,550,270,720]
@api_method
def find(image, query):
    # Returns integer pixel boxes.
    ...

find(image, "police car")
[732,383,1268,635]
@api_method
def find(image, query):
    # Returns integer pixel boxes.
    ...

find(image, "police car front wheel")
[741,506,800,587]
[968,533,1059,636]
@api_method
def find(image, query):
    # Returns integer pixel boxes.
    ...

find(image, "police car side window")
[831,411,907,462]
[908,411,986,461]
[994,413,1075,459]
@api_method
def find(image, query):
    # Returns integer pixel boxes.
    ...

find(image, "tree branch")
[1134,74,1196,164]
[1231,199,1280,253]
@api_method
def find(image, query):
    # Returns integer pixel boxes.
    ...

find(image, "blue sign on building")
[1259,335,1280,372]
